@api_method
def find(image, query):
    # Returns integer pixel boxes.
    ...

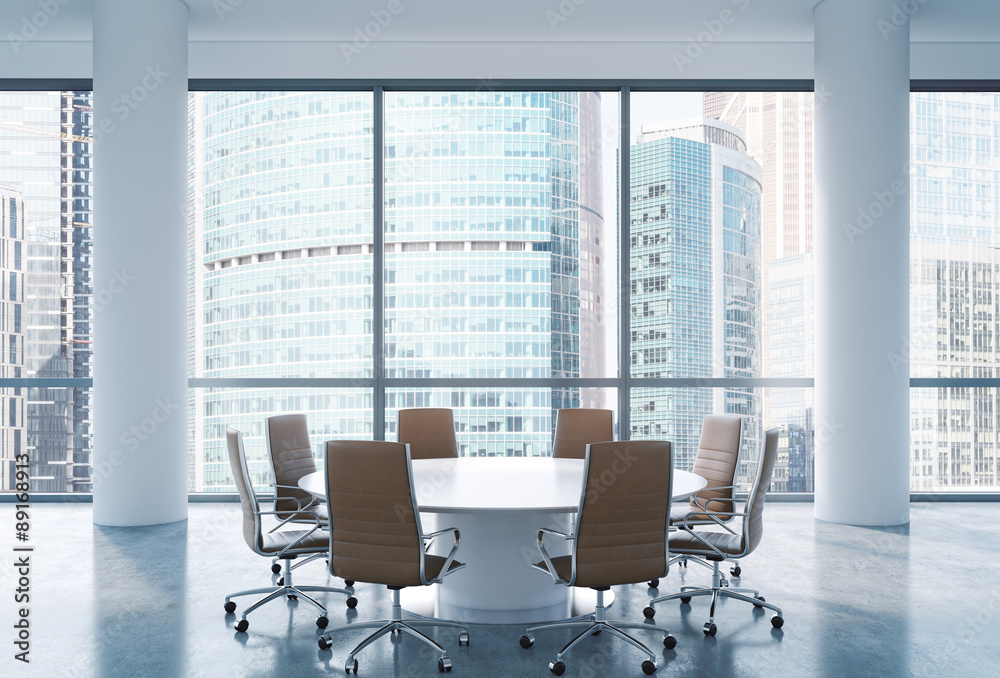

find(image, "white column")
[92,0,189,526]
[814,0,910,525]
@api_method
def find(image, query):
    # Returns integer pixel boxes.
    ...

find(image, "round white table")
[299,457,706,624]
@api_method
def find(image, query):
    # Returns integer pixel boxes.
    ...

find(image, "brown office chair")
[552,408,614,459]
[265,414,351,585]
[519,441,676,676]
[397,407,459,459]
[222,427,356,633]
[317,441,470,674]
[648,414,743,588]
[643,428,784,637]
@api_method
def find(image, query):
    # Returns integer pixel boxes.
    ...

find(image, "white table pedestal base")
[403,510,614,624]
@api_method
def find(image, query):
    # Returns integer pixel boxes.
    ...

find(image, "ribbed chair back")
[572,441,672,588]
[226,426,262,553]
[741,428,779,555]
[689,414,743,517]
[266,414,319,519]
[325,440,425,586]
[397,408,458,459]
[552,408,614,459]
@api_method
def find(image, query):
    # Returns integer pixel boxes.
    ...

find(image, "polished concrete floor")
[5,502,999,677]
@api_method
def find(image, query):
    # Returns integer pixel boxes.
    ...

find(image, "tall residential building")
[188,91,606,490]
[1,185,26,490]
[628,118,763,477]
[0,92,93,492]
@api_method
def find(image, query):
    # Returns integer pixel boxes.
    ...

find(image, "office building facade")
[628,118,763,476]
[188,91,606,490]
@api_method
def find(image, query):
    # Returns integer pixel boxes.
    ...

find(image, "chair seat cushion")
[424,555,465,581]
[669,529,743,557]
[535,556,573,582]
[261,528,328,554]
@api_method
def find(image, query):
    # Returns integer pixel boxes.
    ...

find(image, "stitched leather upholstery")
[326,440,463,587]
[552,408,614,459]
[266,414,321,521]
[397,408,459,460]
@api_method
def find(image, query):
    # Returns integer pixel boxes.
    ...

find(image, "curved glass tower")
[189,91,606,489]
[629,119,762,474]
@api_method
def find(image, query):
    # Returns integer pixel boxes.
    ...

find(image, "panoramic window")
[909,92,1000,492]
[0,91,93,493]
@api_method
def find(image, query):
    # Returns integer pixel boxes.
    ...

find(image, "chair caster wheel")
[680,596,691,605]
[663,634,676,649]
[519,635,534,649]
[344,579,355,587]
[771,615,784,629]
[549,660,566,676]
[643,606,655,619]
[271,563,281,574]
[730,565,741,577]
[235,619,249,633]
[277,577,284,586]
[318,635,332,650]
[703,622,717,637]
[648,578,659,588]
[345,658,358,674]
[346,596,358,609]
[224,601,236,614]
[316,616,329,629]
[438,656,452,672]
[459,631,470,646]
[287,594,297,600]
[642,659,657,675]
[753,595,765,609]
[721,577,729,588]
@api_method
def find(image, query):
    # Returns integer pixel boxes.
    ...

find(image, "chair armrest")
[423,528,462,584]
[536,528,575,585]
[680,508,747,537]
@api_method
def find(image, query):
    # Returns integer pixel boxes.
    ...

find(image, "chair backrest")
[265,414,319,519]
[325,440,426,587]
[397,408,458,459]
[552,408,614,459]
[690,414,743,516]
[571,440,672,588]
[740,427,780,555]
[226,426,262,553]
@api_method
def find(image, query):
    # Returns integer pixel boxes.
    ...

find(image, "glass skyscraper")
[188,91,606,490]
[628,119,763,477]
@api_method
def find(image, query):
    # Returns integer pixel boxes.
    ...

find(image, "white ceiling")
[2,0,999,44]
